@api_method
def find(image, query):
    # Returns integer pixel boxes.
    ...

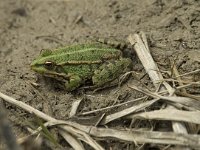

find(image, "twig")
[174,69,200,78]
[127,109,200,124]
[154,79,200,85]
[128,85,200,111]
[172,62,187,93]
[81,96,148,115]
[100,98,159,124]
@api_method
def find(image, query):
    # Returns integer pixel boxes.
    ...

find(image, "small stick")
[81,96,147,115]
[174,69,200,78]
[171,61,187,94]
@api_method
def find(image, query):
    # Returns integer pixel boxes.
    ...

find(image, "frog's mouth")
[31,64,70,80]
[30,60,54,73]
[30,64,46,73]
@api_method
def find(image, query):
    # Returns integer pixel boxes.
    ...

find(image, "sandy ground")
[0,0,200,149]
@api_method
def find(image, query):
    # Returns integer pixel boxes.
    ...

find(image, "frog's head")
[30,49,56,74]
[30,59,54,74]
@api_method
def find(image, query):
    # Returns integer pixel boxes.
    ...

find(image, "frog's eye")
[44,61,54,69]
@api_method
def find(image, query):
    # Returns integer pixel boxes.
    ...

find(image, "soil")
[0,0,200,149]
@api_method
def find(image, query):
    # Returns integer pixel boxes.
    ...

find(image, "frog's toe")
[64,75,82,91]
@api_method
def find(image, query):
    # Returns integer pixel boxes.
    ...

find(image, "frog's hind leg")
[96,37,130,50]
[92,58,132,88]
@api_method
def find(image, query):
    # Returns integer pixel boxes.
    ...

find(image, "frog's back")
[59,43,122,78]
[54,43,114,53]
[31,42,131,90]
[41,43,122,63]
[32,43,123,80]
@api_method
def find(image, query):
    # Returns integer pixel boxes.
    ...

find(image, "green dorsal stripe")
[53,47,117,55]
[57,60,102,65]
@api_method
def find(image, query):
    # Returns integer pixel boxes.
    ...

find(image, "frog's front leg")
[64,74,82,91]
[92,58,132,87]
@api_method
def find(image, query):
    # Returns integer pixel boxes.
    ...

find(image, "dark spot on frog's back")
[101,54,116,61]
[90,50,95,53]
[78,65,83,70]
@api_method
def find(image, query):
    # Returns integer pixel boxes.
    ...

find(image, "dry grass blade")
[88,127,200,148]
[128,33,164,88]
[81,96,148,115]
[18,121,85,150]
[22,119,86,149]
[127,109,200,124]
[172,61,187,94]
[32,121,200,148]
[129,85,200,110]
[59,125,104,150]
[0,92,104,150]
[36,118,59,147]
[69,99,82,117]
[59,130,85,150]
[1,92,200,148]
[174,69,200,78]
[100,98,159,124]
[176,91,200,101]
[160,95,200,110]
[18,123,47,144]
[128,33,190,149]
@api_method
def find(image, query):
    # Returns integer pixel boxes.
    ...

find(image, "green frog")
[30,42,132,91]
